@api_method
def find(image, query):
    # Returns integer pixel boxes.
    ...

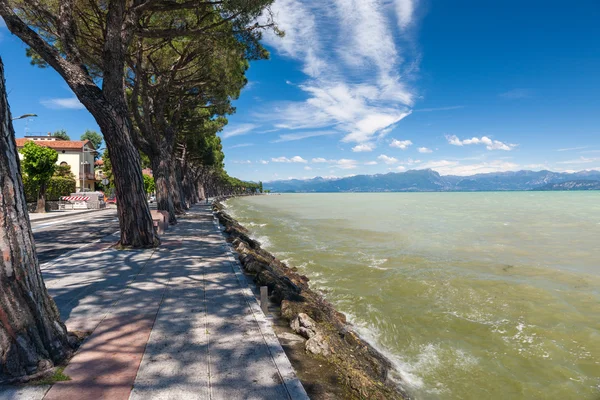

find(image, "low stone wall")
[213,201,410,400]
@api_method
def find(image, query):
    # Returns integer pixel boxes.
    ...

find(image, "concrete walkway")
[28,207,114,223]
[1,204,308,400]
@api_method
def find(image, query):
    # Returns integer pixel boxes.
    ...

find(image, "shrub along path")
[1,204,307,400]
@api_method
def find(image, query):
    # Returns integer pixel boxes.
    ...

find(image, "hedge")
[23,176,76,202]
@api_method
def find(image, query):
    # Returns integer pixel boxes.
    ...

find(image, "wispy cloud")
[233,160,252,164]
[414,105,464,112]
[499,88,533,99]
[40,97,84,110]
[390,139,413,150]
[420,159,520,176]
[352,143,375,152]
[259,0,418,144]
[556,146,589,152]
[222,123,258,139]
[364,161,378,165]
[228,143,254,149]
[272,156,308,163]
[417,147,432,153]
[446,135,516,151]
[556,156,600,164]
[273,130,338,143]
[258,160,269,165]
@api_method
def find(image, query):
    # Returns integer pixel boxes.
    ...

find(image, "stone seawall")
[213,200,410,400]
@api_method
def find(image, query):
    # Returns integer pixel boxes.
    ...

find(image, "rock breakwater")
[213,201,410,400]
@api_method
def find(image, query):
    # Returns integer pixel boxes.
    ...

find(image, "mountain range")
[264,169,600,192]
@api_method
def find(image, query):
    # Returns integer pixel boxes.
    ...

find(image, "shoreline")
[212,197,411,400]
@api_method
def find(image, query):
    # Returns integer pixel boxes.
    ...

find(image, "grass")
[30,367,70,385]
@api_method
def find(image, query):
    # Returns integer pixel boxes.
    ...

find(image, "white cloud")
[377,154,399,164]
[229,143,254,149]
[311,157,328,163]
[395,165,407,171]
[499,88,533,99]
[419,159,520,176]
[271,156,308,163]
[364,161,378,165]
[336,159,359,169]
[446,135,516,151]
[556,156,600,165]
[40,97,84,110]
[304,166,312,170]
[395,0,416,30]
[233,160,252,164]
[222,123,258,139]
[390,139,413,150]
[258,0,417,145]
[556,146,589,152]
[417,147,432,153]
[258,160,269,164]
[352,143,375,152]
[273,130,338,143]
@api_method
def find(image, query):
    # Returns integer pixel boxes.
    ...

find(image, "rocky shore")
[213,200,410,400]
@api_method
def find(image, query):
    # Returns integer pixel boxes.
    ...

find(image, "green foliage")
[53,129,70,140]
[80,130,103,157]
[19,141,58,188]
[23,176,76,202]
[54,164,75,179]
[101,150,115,188]
[143,174,155,194]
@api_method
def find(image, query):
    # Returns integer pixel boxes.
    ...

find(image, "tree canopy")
[52,129,70,140]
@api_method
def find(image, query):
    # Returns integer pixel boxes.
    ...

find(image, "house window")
[60,161,68,166]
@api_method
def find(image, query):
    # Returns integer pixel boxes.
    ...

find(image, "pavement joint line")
[200,255,214,400]
[212,214,310,400]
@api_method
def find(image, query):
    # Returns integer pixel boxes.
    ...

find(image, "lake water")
[225,193,600,400]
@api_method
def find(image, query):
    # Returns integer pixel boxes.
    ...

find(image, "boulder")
[290,313,318,339]
[305,333,331,356]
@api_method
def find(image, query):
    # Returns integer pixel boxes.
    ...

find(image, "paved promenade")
[1,204,307,400]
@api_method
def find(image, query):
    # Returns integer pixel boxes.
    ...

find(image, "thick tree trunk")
[150,152,177,225]
[88,101,158,247]
[0,59,72,382]
[168,157,185,214]
[0,2,157,248]
[35,181,46,213]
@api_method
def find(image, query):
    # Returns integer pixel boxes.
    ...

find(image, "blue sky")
[2,1,599,181]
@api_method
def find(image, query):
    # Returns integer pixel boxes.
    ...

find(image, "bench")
[150,210,169,234]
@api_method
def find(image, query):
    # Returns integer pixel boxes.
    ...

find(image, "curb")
[29,207,115,223]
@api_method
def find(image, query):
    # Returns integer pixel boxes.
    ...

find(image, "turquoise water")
[226,192,600,399]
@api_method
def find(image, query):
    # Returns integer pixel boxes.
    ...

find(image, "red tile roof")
[15,138,94,150]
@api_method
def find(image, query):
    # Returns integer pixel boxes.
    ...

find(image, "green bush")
[23,175,76,202]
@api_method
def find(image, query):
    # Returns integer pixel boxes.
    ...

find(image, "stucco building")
[16,134,97,192]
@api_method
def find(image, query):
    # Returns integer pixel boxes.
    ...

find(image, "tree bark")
[0,3,157,248]
[150,149,177,225]
[35,181,46,214]
[0,58,72,383]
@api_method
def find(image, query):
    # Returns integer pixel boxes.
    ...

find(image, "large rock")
[290,313,318,339]
[305,333,331,356]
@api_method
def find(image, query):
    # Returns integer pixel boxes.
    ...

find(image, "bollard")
[260,286,269,314]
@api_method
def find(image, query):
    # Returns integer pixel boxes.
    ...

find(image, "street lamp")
[11,113,38,121]
[11,114,37,135]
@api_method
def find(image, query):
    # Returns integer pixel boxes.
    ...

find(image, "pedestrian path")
[1,204,308,400]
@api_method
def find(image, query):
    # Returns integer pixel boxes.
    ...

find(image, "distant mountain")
[532,180,600,191]
[264,169,600,192]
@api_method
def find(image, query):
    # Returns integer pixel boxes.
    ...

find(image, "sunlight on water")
[227,193,600,400]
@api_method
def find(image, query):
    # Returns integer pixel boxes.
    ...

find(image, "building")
[16,134,97,192]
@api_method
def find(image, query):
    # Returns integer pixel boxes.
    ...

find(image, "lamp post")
[11,114,37,135]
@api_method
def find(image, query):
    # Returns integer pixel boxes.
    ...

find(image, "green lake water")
[225,192,600,400]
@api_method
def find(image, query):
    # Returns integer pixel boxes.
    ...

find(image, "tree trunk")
[168,157,185,214]
[88,101,158,247]
[150,152,177,225]
[35,181,46,213]
[0,58,72,383]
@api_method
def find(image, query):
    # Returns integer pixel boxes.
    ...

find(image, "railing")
[79,172,96,180]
